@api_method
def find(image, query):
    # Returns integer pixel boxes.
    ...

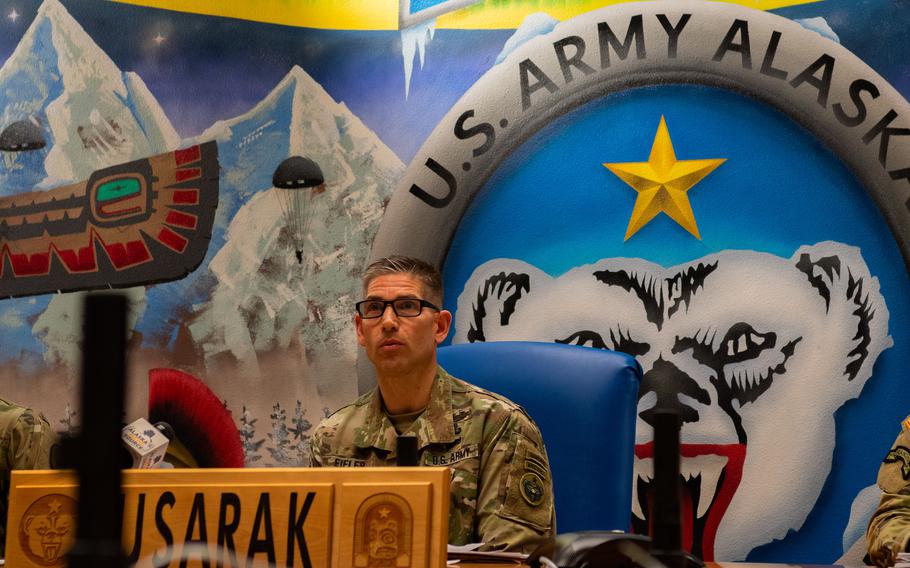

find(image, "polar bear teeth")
[632,454,728,520]
[728,366,772,391]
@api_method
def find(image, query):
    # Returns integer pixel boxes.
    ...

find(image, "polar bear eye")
[718,323,776,364]
[556,329,650,356]
[673,322,778,369]
[673,322,802,405]
[556,330,608,349]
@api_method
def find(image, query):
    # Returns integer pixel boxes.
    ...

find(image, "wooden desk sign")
[6,467,450,568]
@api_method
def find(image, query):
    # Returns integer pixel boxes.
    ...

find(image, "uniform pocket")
[448,456,481,545]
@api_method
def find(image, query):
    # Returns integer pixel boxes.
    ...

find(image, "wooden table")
[453,563,847,567]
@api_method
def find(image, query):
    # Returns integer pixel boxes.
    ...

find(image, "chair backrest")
[437,341,642,533]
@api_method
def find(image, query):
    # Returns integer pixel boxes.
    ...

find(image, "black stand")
[650,409,704,568]
[529,408,705,567]
[67,294,128,568]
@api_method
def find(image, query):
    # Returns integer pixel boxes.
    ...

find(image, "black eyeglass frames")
[355,298,440,318]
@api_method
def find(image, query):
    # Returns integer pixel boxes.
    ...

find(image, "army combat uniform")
[309,366,555,554]
[867,415,910,566]
[0,398,57,556]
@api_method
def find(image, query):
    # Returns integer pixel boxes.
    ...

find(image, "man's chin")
[372,354,410,375]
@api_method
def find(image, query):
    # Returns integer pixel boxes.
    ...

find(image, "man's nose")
[379,304,399,329]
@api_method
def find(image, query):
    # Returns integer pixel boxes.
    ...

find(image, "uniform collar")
[357,366,458,452]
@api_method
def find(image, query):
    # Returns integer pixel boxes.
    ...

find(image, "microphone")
[396,435,418,466]
[121,418,170,469]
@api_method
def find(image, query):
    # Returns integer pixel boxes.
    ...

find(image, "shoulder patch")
[879,439,910,494]
[519,472,545,506]
[884,446,910,480]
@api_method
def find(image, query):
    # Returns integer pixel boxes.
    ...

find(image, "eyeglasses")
[355,298,440,319]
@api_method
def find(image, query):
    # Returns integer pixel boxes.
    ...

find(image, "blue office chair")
[437,341,642,533]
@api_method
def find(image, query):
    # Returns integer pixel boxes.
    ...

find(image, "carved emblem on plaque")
[18,494,77,566]
[354,493,413,567]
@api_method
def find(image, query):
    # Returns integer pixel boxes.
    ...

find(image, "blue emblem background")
[442,84,910,560]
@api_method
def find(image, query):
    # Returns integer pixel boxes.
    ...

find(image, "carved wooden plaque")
[6,467,449,568]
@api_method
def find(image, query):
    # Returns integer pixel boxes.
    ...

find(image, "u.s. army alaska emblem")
[18,494,77,566]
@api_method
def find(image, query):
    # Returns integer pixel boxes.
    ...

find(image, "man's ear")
[793,241,893,383]
[453,259,548,343]
[435,309,453,344]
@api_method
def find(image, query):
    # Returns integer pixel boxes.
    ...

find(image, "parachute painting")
[0,118,46,152]
[271,155,325,264]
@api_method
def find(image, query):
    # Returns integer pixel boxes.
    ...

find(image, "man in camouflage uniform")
[0,398,57,556]
[310,256,554,553]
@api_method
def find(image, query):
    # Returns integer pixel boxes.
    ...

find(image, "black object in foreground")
[529,531,655,567]
[529,409,706,567]
[397,434,419,466]
[650,409,704,568]
[68,293,129,568]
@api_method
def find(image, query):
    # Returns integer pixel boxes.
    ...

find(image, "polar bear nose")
[638,357,711,428]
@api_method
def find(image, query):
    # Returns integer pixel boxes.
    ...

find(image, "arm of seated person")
[5,405,56,469]
[868,490,910,567]
[868,418,910,567]
[475,409,555,555]
[0,403,57,557]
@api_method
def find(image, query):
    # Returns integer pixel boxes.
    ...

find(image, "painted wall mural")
[0,0,907,563]
[454,243,891,559]
[0,142,218,297]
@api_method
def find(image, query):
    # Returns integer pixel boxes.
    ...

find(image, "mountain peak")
[36,0,68,19]
[0,0,178,190]
[281,65,337,106]
[1,0,119,86]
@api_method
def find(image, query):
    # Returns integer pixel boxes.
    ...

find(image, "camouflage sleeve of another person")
[3,406,56,470]
[868,420,910,567]
[308,422,326,467]
[475,409,555,554]
[0,406,57,558]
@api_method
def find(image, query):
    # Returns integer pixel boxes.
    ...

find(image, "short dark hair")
[362,255,444,304]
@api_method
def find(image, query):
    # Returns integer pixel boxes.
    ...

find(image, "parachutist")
[272,156,325,266]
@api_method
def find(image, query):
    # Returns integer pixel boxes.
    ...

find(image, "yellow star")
[604,116,725,240]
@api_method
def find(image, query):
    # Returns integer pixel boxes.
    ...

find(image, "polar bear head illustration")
[453,241,891,560]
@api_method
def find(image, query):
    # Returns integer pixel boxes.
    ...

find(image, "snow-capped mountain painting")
[0,0,403,456]
[185,65,404,380]
[0,0,178,193]
[140,65,404,353]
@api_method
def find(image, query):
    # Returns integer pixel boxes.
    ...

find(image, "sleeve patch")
[498,433,552,532]
[884,446,910,480]
[879,444,910,494]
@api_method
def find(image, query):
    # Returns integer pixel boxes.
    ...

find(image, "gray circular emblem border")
[372,0,910,269]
